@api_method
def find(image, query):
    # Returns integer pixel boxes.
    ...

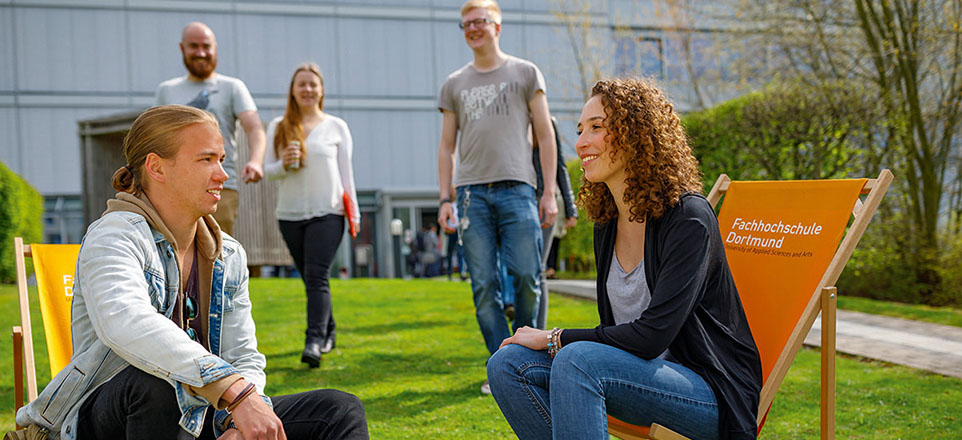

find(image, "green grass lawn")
[2,278,961,438]
[837,295,962,328]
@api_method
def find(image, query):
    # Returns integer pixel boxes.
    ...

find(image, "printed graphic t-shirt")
[155,73,257,191]
[438,55,546,189]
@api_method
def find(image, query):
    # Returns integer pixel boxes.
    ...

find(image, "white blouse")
[264,114,360,225]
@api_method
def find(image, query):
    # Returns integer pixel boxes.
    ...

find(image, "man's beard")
[183,53,217,79]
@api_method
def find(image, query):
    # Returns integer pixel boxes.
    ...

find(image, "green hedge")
[0,161,44,283]
[683,79,879,186]
[558,158,595,273]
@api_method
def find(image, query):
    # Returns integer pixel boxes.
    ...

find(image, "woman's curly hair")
[577,77,703,224]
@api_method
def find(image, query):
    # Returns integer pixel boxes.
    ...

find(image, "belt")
[477,180,524,189]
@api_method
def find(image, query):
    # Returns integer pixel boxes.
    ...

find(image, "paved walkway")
[548,279,962,379]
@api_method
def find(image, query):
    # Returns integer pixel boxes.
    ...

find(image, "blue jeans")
[500,227,552,329]
[458,182,543,355]
[501,251,515,306]
[487,342,719,440]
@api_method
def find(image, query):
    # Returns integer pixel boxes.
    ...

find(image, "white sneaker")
[480,380,492,395]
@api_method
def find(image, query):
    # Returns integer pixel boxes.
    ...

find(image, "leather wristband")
[225,382,256,415]
[439,198,452,207]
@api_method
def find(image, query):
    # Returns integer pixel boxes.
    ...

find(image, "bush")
[684,78,883,188]
[0,161,44,283]
[558,158,594,273]
[837,213,931,304]
[934,233,962,306]
[836,208,962,307]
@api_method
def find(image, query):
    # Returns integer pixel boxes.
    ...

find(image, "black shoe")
[504,305,515,321]
[321,334,336,354]
[301,341,322,368]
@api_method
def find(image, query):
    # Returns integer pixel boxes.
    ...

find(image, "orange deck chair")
[11,237,80,425]
[607,170,893,440]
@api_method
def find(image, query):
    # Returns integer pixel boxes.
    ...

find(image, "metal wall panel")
[15,8,128,92]
[338,0,432,7]
[234,13,340,97]
[19,107,123,194]
[521,23,595,102]
[127,11,238,93]
[496,19,527,58]
[432,20,470,87]
[0,109,19,169]
[427,0,466,9]
[0,8,15,91]
[336,18,436,98]
[520,0,556,12]
[339,108,440,190]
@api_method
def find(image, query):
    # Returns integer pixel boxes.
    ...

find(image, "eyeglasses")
[185,295,198,342]
[459,17,494,30]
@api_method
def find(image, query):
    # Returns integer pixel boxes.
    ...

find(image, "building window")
[43,196,84,244]
[614,35,664,78]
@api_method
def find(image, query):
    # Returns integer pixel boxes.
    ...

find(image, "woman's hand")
[499,326,551,350]
[282,144,301,170]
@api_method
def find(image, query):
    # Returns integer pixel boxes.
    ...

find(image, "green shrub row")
[554,79,962,307]
[0,160,44,283]
[558,158,593,273]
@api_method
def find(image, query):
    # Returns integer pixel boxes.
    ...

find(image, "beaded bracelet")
[225,382,256,414]
[547,327,563,357]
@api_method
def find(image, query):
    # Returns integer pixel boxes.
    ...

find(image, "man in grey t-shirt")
[155,22,266,236]
[437,0,558,394]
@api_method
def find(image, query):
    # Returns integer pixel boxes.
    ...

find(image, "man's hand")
[565,216,578,230]
[438,202,455,233]
[499,326,551,350]
[242,161,264,183]
[539,191,559,229]
[230,393,286,440]
[217,428,244,440]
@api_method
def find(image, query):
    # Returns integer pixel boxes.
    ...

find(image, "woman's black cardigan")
[560,194,763,440]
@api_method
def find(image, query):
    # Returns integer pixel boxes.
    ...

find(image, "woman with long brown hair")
[487,77,763,439]
[265,63,360,368]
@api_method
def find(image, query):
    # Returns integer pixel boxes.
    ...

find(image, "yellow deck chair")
[12,237,80,424]
[607,170,893,440]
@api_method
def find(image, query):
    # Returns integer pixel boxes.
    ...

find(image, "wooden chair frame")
[608,170,893,440]
[13,237,40,421]
[12,237,80,429]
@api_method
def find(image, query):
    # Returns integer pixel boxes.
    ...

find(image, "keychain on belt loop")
[458,187,471,246]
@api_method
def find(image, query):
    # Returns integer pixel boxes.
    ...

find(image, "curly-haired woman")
[487,77,763,440]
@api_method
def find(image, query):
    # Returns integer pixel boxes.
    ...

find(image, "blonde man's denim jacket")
[16,211,269,439]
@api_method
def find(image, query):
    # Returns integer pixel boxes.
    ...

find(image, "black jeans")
[77,366,369,439]
[279,215,345,342]
[546,236,561,271]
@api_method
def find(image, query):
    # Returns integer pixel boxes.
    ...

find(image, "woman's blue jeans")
[487,342,719,440]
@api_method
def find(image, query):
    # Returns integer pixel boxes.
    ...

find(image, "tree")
[550,0,615,101]
[722,0,962,300]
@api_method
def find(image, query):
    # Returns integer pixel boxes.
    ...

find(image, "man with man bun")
[15,105,368,440]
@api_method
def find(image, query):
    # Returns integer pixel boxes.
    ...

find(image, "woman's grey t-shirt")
[607,250,671,359]
[438,55,546,189]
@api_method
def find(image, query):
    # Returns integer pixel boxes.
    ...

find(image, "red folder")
[343,192,357,239]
